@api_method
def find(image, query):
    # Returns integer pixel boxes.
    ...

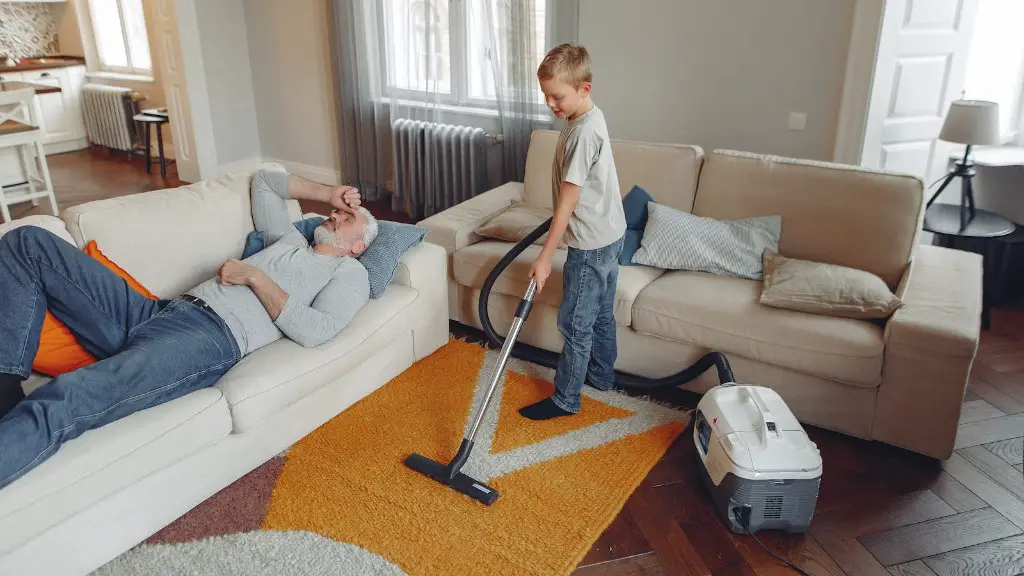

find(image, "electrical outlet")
[788,112,806,131]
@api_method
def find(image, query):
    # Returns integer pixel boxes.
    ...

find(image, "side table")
[924,203,1016,329]
[133,113,171,178]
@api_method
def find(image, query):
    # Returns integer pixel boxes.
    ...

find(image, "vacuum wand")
[403,278,538,506]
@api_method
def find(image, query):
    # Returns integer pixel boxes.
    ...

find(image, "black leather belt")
[179,294,216,315]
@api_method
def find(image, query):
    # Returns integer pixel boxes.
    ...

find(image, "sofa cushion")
[474,202,562,248]
[631,271,885,387]
[760,250,903,320]
[452,240,664,327]
[522,130,704,215]
[620,186,653,265]
[632,202,781,280]
[215,283,420,432]
[0,388,231,553]
[59,166,301,299]
[691,150,923,289]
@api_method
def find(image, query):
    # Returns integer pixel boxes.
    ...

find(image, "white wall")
[182,0,858,182]
[243,0,342,184]
[192,0,262,172]
[579,0,856,161]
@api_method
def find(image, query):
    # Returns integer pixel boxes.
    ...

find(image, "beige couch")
[420,130,983,460]
[0,164,449,576]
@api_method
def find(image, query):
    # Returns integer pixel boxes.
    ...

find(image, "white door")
[147,0,201,183]
[861,0,980,187]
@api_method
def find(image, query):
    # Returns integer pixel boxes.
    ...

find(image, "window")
[962,0,1024,145]
[380,0,548,111]
[86,0,152,75]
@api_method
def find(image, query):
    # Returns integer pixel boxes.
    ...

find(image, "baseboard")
[43,138,88,156]
[263,157,342,186]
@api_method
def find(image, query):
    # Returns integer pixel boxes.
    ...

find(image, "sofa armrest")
[417,181,523,254]
[873,244,983,459]
[0,216,77,246]
[393,241,447,300]
[393,241,449,357]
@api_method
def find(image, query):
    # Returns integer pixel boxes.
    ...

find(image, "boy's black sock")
[519,397,573,420]
[0,373,25,419]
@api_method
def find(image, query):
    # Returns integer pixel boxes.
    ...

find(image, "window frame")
[85,0,153,77]
[377,0,552,118]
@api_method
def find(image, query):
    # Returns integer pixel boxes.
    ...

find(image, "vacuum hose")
[478,218,736,390]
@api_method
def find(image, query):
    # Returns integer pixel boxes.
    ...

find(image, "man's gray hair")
[359,206,379,247]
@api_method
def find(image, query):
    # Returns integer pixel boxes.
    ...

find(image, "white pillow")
[631,202,781,280]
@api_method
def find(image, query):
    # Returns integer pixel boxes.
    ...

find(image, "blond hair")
[537,43,591,88]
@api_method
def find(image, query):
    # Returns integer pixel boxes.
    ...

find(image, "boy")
[521,43,627,421]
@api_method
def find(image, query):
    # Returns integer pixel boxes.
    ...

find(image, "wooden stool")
[133,113,170,178]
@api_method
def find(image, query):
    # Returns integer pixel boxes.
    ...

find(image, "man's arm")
[217,257,369,347]
[251,170,358,244]
[273,260,369,348]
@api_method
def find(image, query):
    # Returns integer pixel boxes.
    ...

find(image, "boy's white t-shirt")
[551,103,627,251]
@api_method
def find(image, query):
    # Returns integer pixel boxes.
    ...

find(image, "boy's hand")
[529,256,552,293]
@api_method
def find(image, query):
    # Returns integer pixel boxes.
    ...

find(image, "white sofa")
[421,130,983,461]
[0,165,449,576]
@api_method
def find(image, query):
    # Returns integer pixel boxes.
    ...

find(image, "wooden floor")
[22,149,1024,576]
[6,147,183,221]
[567,307,1024,576]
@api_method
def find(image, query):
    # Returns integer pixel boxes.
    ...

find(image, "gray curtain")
[330,0,578,216]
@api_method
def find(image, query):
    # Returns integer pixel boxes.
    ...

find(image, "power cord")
[733,506,813,576]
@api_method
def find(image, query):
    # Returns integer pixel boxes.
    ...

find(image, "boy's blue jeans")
[0,226,240,490]
[552,234,624,413]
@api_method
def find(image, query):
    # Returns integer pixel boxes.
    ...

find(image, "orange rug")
[94,339,691,575]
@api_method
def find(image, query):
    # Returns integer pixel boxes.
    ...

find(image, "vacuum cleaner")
[404,219,822,559]
[402,277,538,506]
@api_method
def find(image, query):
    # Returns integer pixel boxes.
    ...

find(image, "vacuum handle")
[515,278,537,321]
[743,387,777,449]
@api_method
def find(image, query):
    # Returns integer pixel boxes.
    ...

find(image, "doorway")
[838,0,1024,187]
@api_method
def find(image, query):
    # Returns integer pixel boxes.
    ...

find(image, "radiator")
[81,84,141,152]
[391,119,496,219]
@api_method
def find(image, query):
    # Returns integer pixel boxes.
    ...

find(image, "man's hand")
[529,254,553,293]
[218,259,260,286]
[328,185,361,210]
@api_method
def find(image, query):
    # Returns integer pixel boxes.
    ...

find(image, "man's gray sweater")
[187,170,369,355]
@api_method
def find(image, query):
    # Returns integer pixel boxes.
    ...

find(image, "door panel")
[148,0,200,182]
[861,0,979,185]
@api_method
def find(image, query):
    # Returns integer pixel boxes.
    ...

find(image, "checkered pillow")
[631,203,781,280]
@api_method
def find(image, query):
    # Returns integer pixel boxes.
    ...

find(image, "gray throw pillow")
[631,203,781,280]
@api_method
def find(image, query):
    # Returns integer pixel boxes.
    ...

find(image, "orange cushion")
[32,241,158,377]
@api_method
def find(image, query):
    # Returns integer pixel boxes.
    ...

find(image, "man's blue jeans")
[552,235,624,413]
[0,226,240,490]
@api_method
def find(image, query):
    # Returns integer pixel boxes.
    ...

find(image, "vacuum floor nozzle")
[403,452,498,506]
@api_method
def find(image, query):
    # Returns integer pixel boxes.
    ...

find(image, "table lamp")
[926,99,1001,231]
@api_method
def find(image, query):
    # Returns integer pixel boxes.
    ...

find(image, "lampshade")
[938,100,1001,146]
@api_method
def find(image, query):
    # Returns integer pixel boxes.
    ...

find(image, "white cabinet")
[0,65,88,187]
[19,66,88,154]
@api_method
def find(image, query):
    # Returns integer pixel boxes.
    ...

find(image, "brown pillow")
[474,202,565,248]
[759,250,902,319]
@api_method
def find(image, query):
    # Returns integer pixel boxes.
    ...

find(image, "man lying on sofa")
[0,169,377,490]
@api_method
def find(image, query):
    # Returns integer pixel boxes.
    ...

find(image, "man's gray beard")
[314,224,348,251]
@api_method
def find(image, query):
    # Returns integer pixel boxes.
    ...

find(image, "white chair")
[0,87,58,223]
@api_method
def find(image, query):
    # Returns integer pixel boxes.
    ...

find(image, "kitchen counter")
[0,81,61,95]
[0,56,86,74]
